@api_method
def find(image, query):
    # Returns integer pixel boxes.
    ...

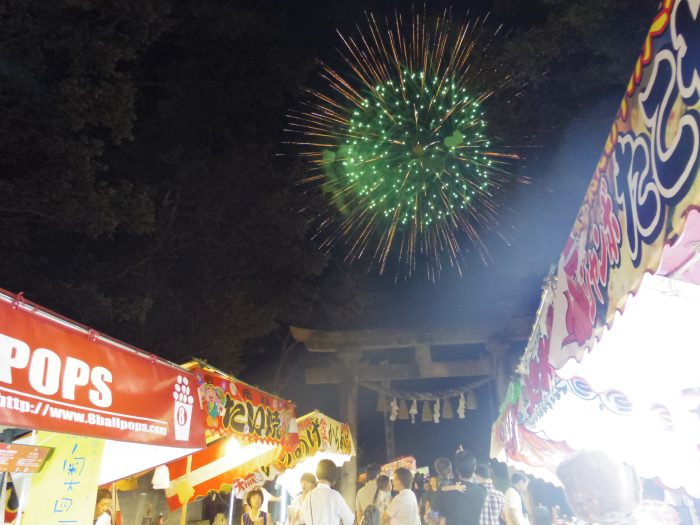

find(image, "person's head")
[393,467,414,492]
[204,385,217,403]
[412,474,423,491]
[434,457,452,479]
[366,463,381,482]
[474,464,492,483]
[301,472,317,494]
[453,450,477,480]
[534,506,553,525]
[556,450,641,523]
[316,459,339,484]
[429,476,438,491]
[94,488,112,519]
[376,474,391,493]
[511,473,529,494]
[246,488,264,510]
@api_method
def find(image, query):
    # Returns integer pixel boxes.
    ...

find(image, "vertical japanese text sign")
[24,432,104,525]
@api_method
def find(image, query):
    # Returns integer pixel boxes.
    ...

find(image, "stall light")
[534,274,700,497]
[276,452,351,497]
[225,439,276,467]
[278,485,288,524]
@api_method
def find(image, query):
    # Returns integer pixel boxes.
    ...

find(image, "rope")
[361,377,492,401]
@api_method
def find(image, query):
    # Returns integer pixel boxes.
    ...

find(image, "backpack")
[360,505,381,525]
[360,486,382,525]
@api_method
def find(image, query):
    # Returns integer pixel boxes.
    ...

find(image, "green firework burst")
[288,11,519,279]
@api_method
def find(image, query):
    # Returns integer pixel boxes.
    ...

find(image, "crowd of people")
[238,450,549,525]
[91,447,692,524]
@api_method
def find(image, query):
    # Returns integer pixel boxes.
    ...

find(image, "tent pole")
[229,489,235,525]
[180,454,192,525]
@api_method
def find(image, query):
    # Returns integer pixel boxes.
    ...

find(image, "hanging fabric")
[433,399,441,423]
[457,393,466,419]
[398,399,409,420]
[409,399,418,424]
[421,401,432,422]
[442,398,454,419]
[389,398,399,421]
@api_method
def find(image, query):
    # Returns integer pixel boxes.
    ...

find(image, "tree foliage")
[0,0,168,324]
[491,0,659,142]
[0,0,379,371]
[0,0,660,375]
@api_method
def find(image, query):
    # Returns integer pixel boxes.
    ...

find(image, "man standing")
[474,464,505,525]
[301,460,355,525]
[503,473,530,525]
[356,464,389,524]
[288,473,317,525]
[436,451,487,525]
[381,468,420,525]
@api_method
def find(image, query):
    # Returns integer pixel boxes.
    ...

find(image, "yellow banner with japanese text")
[24,432,104,525]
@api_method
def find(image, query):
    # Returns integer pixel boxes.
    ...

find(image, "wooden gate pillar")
[486,335,512,406]
[338,349,360,508]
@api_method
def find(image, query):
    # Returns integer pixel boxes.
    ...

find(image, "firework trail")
[287,9,521,280]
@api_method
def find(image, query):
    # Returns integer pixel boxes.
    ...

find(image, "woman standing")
[242,489,269,525]
[375,475,392,515]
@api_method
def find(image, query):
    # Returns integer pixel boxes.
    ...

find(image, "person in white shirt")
[94,488,112,525]
[503,473,530,525]
[289,473,318,525]
[381,468,420,525]
[301,459,355,525]
[356,464,392,524]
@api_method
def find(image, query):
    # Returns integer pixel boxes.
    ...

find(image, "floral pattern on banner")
[544,0,700,370]
[190,364,298,448]
[494,0,700,463]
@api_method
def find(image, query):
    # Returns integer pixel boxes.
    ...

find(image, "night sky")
[0,0,659,481]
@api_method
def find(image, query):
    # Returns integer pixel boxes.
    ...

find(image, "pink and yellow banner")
[492,0,700,497]
[183,362,298,448]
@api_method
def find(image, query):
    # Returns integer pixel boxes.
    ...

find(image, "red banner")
[0,291,205,448]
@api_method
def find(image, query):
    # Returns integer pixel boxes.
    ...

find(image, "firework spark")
[287,10,520,280]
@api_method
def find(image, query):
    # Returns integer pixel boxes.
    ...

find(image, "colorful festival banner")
[0,291,205,449]
[24,432,104,525]
[164,366,299,509]
[165,438,281,509]
[184,362,298,447]
[231,410,355,495]
[381,456,417,476]
[274,410,354,470]
[165,411,354,508]
[492,0,700,497]
[541,0,700,371]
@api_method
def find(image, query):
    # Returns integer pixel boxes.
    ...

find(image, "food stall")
[271,410,355,499]
[380,456,416,477]
[490,0,700,502]
[163,362,299,511]
[162,407,353,525]
[0,289,206,524]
